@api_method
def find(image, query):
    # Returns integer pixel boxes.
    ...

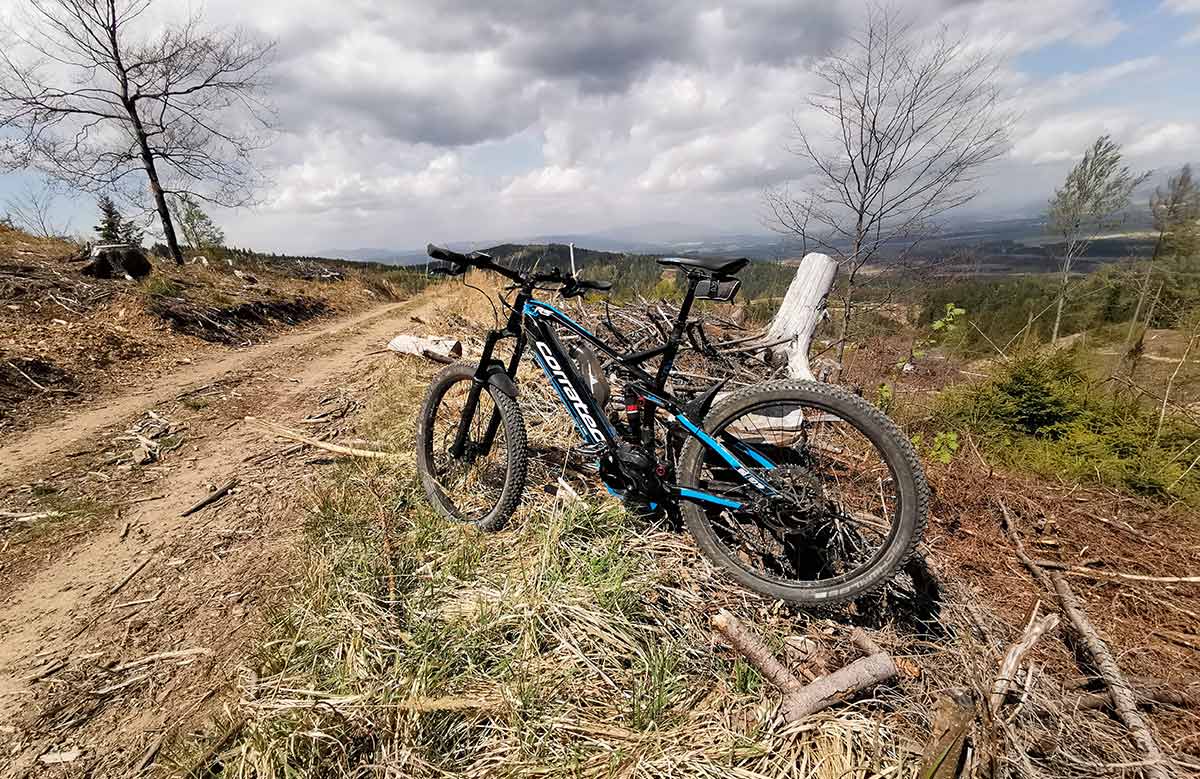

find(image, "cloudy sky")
[3,0,1200,254]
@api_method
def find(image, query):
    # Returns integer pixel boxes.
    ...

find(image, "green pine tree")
[94,195,123,242]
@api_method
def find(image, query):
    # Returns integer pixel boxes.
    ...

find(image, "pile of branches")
[0,258,117,315]
[571,296,797,391]
[148,295,328,344]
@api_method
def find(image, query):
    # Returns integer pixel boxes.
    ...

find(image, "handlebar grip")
[426,243,470,265]
[428,260,465,277]
[560,278,613,298]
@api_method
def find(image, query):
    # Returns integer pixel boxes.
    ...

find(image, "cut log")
[712,611,897,722]
[764,252,838,381]
[779,629,897,721]
[386,334,462,363]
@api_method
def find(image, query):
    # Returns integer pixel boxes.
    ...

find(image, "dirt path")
[0,301,415,485]
[0,288,447,776]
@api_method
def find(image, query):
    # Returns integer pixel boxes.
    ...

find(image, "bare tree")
[4,179,70,237]
[1126,165,1200,348]
[0,0,274,264]
[1046,135,1147,344]
[766,5,1010,375]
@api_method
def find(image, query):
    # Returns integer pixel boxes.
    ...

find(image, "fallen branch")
[110,557,152,595]
[989,610,1059,716]
[712,610,802,692]
[1000,497,1172,779]
[6,359,52,393]
[91,673,150,696]
[113,647,212,672]
[26,658,66,682]
[711,610,896,722]
[1050,571,1172,779]
[1075,682,1200,712]
[246,417,401,460]
[114,590,161,609]
[1032,559,1200,584]
[181,478,239,517]
[780,629,897,721]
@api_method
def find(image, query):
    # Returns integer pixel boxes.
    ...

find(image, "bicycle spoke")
[696,397,900,588]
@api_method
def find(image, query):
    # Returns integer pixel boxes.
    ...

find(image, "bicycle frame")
[454,273,778,508]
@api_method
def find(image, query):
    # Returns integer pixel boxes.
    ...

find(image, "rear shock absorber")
[624,385,642,442]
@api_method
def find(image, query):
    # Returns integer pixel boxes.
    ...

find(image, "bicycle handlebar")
[425,243,611,297]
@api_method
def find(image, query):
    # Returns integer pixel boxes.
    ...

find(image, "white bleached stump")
[764,252,838,381]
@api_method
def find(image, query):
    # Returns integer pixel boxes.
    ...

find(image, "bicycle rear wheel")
[677,380,927,606]
[415,363,527,531]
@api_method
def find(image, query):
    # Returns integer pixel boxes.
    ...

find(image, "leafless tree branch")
[0,0,275,262]
[766,4,1011,376]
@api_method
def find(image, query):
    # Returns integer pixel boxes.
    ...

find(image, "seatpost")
[653,274,700,389]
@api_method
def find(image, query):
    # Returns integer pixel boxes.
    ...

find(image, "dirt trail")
[0,302,411,484]
[0,288,447,776]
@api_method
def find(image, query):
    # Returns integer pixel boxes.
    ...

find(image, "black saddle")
[656,256,749,276]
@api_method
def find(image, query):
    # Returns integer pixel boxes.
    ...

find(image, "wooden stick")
[26,658,66,682]
[180,478,238,517]
[779,634,897,721]
[996,499,1053,592]
[113,647,211,672]
[91,673,150,696]
[125,494,166,506]
[712,611,897,721]
[1032,559,1200,584]
[712,610,802,691]
[245,417,401,460]
[6,359,51,392]
[110,557,152,595]
[989,611,1059,715]
[1075,683,1200,712]
[1050,571,1172,779]
[115,590,161,608]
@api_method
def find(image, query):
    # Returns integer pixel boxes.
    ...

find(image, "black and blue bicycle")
[415,244,927,606]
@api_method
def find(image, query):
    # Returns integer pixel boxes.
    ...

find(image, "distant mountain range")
[315,212,1156,267]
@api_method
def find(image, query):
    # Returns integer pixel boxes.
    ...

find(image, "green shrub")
[936,350,1200,502]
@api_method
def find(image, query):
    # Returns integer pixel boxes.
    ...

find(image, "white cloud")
[1163,0,1200,43]
[502,166,590,198]
[1010,113,1132,163]
[1126,122,1200,156]
[1006,56,1162,113]
[1011,114,1198,165]
[18,0,1189,252]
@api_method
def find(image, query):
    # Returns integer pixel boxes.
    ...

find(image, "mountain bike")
[415,243,928,606]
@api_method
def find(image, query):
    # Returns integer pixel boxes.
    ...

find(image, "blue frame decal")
[731,440,776,470]
[524,299,596,338]
[673,413,778,497]
[678,488,742,509]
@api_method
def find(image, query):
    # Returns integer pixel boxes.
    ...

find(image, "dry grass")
[169,357,943,778]
[167,293,1200,778]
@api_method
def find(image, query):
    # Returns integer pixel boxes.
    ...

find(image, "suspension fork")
[450,310,526,459]
[479,330,524,450]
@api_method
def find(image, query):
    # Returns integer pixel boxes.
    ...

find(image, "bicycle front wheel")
[677,380,927,606]
[415,362,527,531]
